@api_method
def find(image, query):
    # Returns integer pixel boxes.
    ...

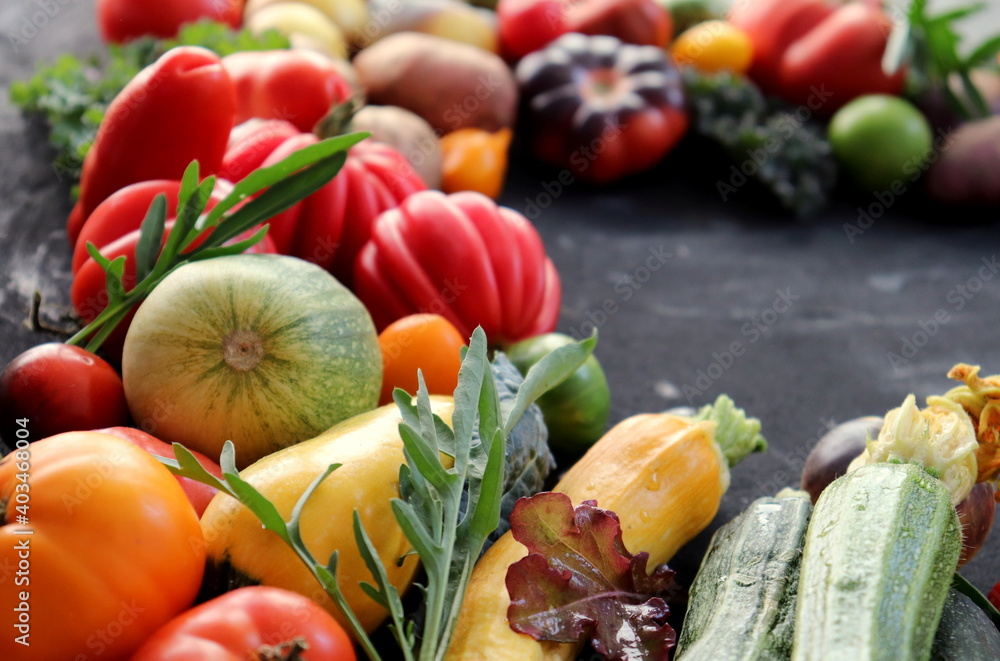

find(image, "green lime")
[828,94,934,192]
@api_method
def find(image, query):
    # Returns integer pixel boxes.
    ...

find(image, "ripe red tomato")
[94,426,224,516]
[0,343,128,444]
[130,586,357,660]
[96,0,243,43]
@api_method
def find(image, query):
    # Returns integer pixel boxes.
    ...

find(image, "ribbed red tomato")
[354,190,561,346]
[220,120,427,285]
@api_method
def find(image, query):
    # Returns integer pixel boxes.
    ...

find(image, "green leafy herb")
[67,131,368,353]
[681,68,837,217]
[505,492,680,661]
[9,20,288,187]
[161,327,597,661]
[885,0,1000,120]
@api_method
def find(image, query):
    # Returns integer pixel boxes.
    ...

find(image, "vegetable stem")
[694,394,767,468]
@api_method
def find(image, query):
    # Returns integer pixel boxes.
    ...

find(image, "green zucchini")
[677,490,812,660]
[931,588,1000,660]
[791,462,961,661]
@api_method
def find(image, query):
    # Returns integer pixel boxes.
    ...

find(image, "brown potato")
[352,32,517,133]
[352,105,443,189]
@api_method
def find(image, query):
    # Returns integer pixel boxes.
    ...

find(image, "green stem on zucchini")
[694,394,768,468]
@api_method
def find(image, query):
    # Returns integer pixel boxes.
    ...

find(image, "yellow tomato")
[671,20,754,75]
[439,127,513,200]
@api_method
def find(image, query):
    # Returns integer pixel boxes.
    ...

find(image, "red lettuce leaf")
[505,492,679,661]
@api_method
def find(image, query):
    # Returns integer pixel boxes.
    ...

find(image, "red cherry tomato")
[94,426,224,517]
[96,0,243,43]
[130,586,357,661]
[0,344,128,444]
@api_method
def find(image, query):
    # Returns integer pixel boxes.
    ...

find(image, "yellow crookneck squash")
[446,395,766,660]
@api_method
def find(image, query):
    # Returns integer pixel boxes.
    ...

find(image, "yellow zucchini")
[200,397,455,635]
[446,396,765,660]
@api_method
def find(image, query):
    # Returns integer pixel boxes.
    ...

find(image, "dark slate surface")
[1,0,998,600]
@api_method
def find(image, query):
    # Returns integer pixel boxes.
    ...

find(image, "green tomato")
[828,94,934,192]
[507,333,611,455]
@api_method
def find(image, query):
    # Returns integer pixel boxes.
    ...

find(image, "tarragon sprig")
[161,327,597,661]
[66,131,368,353]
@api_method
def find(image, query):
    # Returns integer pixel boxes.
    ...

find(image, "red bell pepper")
[67,46,237,245]
[728,0,905,112]
[220,119,427,285]
[497,0,671,61]
[354,190,561,346]
[222,49,356,133]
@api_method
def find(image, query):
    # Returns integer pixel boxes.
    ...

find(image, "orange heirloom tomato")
[440,127,513,200]
[0,432,205,661]
[130,586,356,661]
[379,313,466,405]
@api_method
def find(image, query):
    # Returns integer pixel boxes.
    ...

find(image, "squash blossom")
[848,393,977,505]
[941,363,1000,485]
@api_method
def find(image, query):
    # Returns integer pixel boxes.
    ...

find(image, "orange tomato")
[379,314,467,405]
[0,431,205,660]
[439,127,513,199]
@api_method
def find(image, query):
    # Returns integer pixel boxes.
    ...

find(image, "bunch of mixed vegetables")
[2,0,1000,659]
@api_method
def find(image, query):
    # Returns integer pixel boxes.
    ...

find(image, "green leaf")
[186,225,269,262]
[399,423,454,493]
[133,194,167,282]
[450,328,489,461]
[163,443,227,490]
[968,34,1000,67]
[466,428,506,542]
[503,330,597,436]
[104,255,127,301]
[202,133,367,229]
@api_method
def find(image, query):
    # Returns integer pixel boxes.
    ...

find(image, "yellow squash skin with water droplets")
[447,412,728,660]
[200,396,455,638]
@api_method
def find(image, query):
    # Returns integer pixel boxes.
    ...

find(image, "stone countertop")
[1,0,998,598]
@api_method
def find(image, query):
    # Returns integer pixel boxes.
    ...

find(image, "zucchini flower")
[942,363,1000,484]
[848,394,977,505]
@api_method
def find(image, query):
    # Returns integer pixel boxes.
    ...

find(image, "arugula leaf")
[506,493,680,661]
[9,20,288,187]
